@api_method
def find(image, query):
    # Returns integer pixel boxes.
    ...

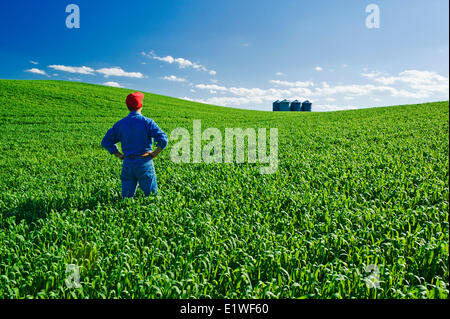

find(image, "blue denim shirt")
[101,111,168,157]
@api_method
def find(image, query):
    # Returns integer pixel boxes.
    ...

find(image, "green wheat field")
[0,79,448,299]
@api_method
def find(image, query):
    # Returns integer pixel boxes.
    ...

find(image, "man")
[101,92,168,198]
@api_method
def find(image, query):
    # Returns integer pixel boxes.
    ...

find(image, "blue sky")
[0,0,448,111]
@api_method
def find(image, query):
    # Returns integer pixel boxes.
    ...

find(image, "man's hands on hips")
[114,152,124,160]
[142,147,163,159]
[113,148,163,160]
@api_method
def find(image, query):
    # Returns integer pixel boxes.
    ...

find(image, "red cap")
[126,92,144,111]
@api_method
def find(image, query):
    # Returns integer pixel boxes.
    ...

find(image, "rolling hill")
[0,79,448,298]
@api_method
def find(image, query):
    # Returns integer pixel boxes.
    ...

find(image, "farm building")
[279,99,291,111]
[272,99,312,112]
[290,100,302,111]
[302,100,312,112]
[272,100,280,111]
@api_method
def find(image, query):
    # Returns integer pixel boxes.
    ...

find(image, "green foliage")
[0,79,448,299]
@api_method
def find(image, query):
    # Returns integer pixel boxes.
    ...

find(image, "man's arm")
[101,124,123,159]
[144,120,168,159]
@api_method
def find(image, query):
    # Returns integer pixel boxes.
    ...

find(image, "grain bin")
[290,100,302,112]
[279,99,290,111]
[273,100,280,112]
[302,100,312,112]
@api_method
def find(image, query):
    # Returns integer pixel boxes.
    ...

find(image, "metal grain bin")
[272,100,280,112]
[290,100,302,111]
[302,100,312,112]
[279,99,291,111]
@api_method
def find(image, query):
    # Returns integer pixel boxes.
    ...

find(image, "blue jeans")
[121,157,158,198]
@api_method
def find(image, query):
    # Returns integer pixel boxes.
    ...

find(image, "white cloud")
[376,70,446,86]
[315,66,323,72]
[191,69,448,110]
[361,71,382,79]
[25,68,47,76]
[270,80,314,87]
[174,57,195,69]
[143,51,216,75]
[275,72,285,76]
[162,75,186,82]
[183,94,359,112]
[29,61,39,65]
[316,104,358,111]
[362,70,449,99]
[48,65,95,75]
[102,81,122,88]
[313,83,402,97]
[47,65,144,78]
[184,96,257,107]
[194,83,311,106]
[96,67,144,78]
[195,84,228,91]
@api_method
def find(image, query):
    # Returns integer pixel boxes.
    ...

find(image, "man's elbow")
[101,138,114,153]
[158,135,169,149]
[101,138,108,149]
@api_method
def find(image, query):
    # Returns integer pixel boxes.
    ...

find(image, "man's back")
[101,111,168,158]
